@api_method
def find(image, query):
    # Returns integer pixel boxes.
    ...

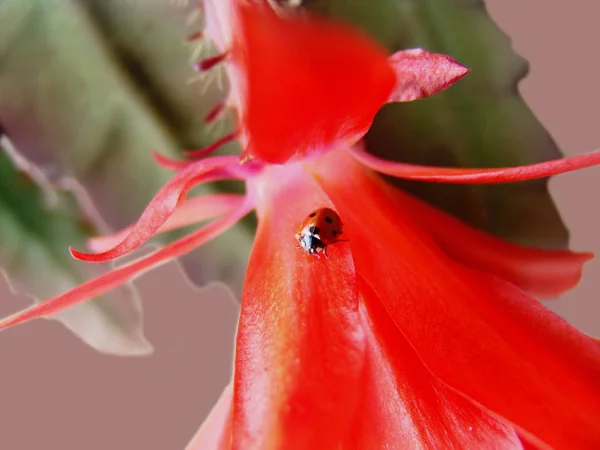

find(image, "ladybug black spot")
[309,212,317,218]
[324,216,333,224]
[332,230,337,236]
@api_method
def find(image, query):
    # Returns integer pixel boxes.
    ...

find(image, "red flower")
[3,1,600,448]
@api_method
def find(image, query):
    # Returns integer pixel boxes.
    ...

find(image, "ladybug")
[295,207,345,257]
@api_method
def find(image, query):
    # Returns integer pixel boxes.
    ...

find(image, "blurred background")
[0,0,599,449]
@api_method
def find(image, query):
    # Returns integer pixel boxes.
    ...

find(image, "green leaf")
[0,141,152,355]
[0,0,253,299]
[309,0,568,249]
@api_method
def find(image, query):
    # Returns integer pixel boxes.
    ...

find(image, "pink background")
[1,1,599,448]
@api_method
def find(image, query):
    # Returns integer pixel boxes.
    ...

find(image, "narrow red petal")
[387,49,470,102]
[350,143,600,183]
[186,383,233,450]
[88,194,245,253]
[152,150,192,170]
[185,131,240,159]
[379,182,593,298]
[232,3,396,164]
[233,165,364,449]
[204,102,226,124]
[348,279,523,449]
[0,200,253,331]
[314,152,600,449]
[70,156,239,263]
[194,52,230,72]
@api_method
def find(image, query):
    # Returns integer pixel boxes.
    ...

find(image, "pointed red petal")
[184,131,240,159]
[152,151,193,170]
[194,52,229,72]
[186,383,233,450]
[350,143,600,183]
[232,3,396,164]
[387,49,470,102]
[204,102,226,124]
[88,194,245,253]
[314,150,600,449]
[382,184,593,298]
[233,166,364,448]
[70,156,239,263]
[0,201,253,331]
[349,280,523,449]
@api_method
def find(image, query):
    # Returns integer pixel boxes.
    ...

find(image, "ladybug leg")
[323,247,330,258]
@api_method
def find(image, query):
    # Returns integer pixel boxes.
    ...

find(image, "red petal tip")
[151,151,191,171]
[387,48,470,103]
[193,52,229,72]
[69,246,90,261]
[204,102,226,124]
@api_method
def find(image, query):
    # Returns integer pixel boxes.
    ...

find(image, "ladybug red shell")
[295,207,345,257]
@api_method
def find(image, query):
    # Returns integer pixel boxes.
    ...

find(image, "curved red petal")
[387,49,471,102]
[184,131,240,159]
[88,194,245,253]
[376,182,593,298]
[232,3,396,164]
[152,151,193,170]
[186,383,233,450]
[233,166,364,449]
[351,143,600,183]
[314,151,600,449]
[71,156,239,263]
[349,279,523,449]
[0,200,253,331]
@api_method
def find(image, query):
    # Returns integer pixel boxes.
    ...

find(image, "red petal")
[0,201,253,331]
[314,151,600,449]
[88,194,245,253]
[233,165,365,448]
[152,151,193,170]
[186,383,233,450]
[349,279,523,449]
[380,183,593,298]
[387,49,470,102]
[232,3,396,164]
[70,156,239,262]
[184,131,240,159]
[350,142,600,183]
